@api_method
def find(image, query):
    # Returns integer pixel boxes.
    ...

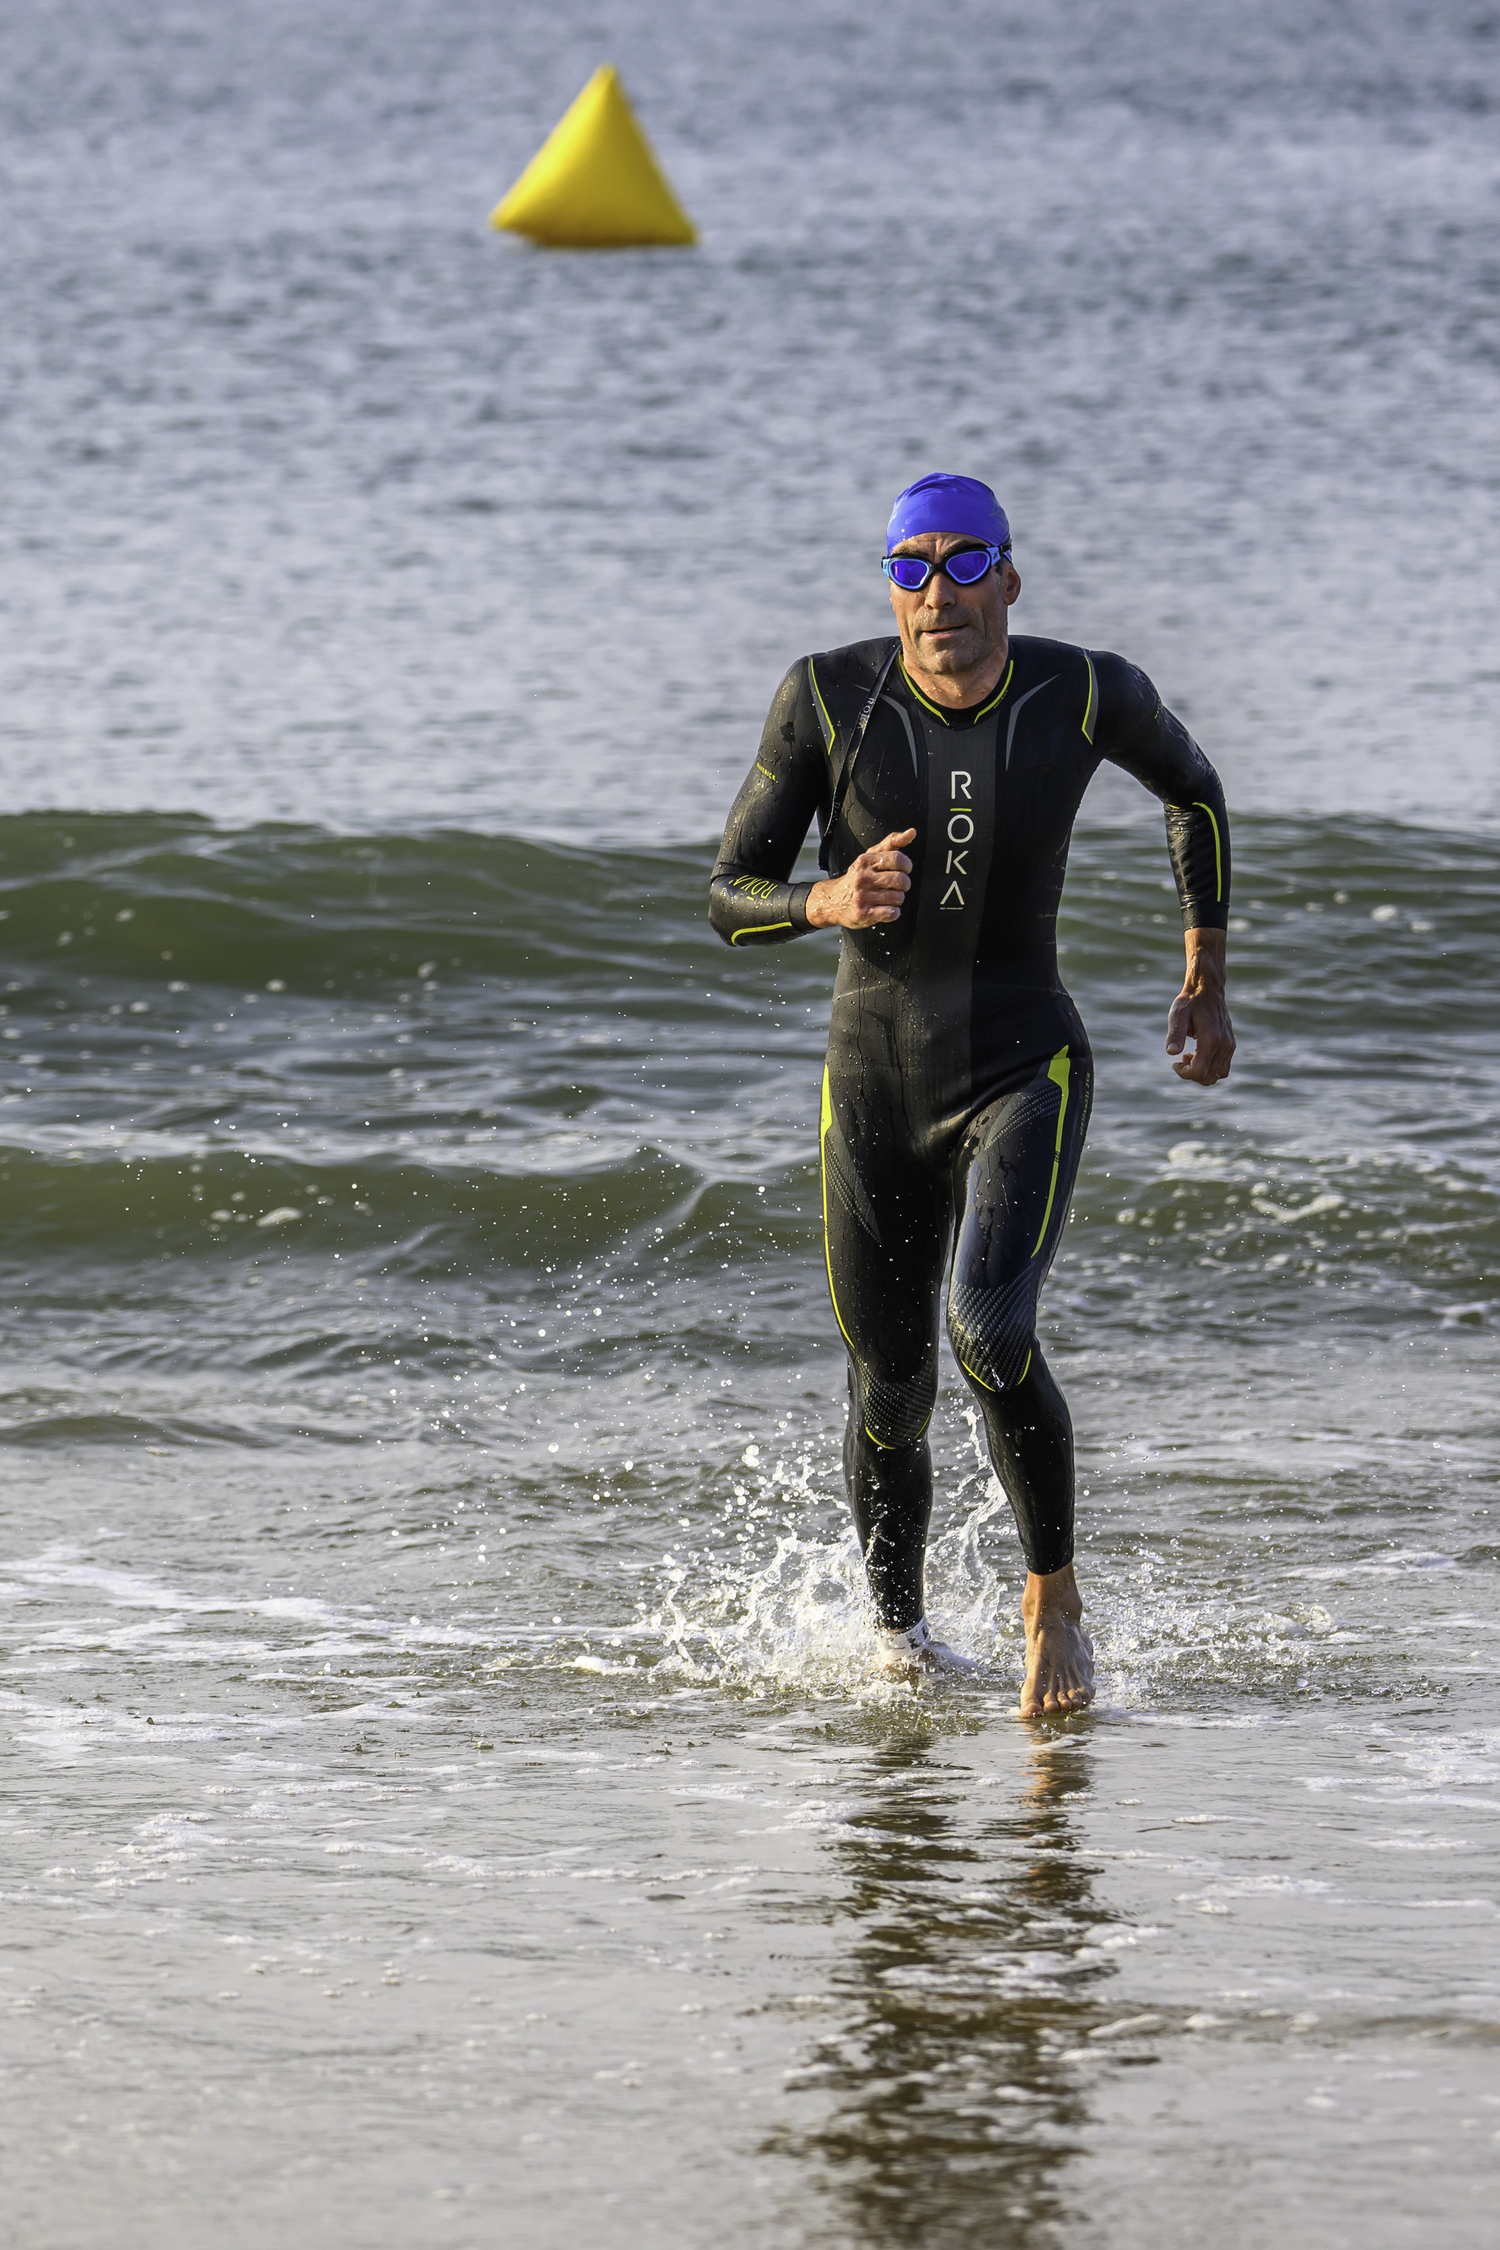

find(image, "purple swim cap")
[886,473,1011,554]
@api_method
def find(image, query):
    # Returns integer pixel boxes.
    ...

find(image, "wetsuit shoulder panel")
[1090,649,1231,930]
[806,636,905,746]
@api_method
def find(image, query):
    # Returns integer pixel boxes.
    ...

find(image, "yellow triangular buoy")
[490,65,697,250]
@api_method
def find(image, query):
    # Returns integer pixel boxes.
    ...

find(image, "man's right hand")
[806,829,917,929]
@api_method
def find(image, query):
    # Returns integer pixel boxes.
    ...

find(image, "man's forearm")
[1167,925,1235,1085]
[1183,925,1227,991]
[708,866,815,947]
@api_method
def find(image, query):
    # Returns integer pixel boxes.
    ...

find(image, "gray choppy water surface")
[2,3,1498,2246]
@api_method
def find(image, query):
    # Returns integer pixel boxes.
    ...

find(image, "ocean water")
[2,4,1498,2246]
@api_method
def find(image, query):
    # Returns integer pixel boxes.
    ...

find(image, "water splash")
[639,1419,1021,1700]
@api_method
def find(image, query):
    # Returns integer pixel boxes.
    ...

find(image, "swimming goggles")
[881,542,1008,591]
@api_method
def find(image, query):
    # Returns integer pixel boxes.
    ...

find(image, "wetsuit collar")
[898,655,1013,727]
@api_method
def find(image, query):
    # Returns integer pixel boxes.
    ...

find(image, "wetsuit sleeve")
[1091,652,1231,931]
[709,660,830,946]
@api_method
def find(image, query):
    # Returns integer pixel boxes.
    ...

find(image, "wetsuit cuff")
[788,883,814,933]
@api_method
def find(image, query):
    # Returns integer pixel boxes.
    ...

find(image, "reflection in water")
[779,1734,1121,2247]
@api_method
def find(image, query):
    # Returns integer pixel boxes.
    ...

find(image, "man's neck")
[898,631,1010,710]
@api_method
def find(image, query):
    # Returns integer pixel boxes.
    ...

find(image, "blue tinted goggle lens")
[882,544,1000,590]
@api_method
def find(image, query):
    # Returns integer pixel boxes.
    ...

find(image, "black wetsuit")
[710,634,1230,1629]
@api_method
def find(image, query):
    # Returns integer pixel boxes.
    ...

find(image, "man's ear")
[1002,562,1022,605]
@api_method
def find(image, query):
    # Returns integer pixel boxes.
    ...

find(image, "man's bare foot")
[1019,1563,1095,1716]
[873,1617,981,1679]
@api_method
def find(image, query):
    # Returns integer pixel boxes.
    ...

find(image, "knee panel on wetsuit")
[945,1046,1089,1396]
[947,1266,1039,1394]
[853,1362,938,1450]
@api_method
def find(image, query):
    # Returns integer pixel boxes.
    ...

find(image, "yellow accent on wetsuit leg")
[808,658,836,752]
[1031,1047,1072,1257]
[1193,800,1223,901]
[1081,655,1097,744]
[959,1342,1030,1395]
[820,1069,857,1358]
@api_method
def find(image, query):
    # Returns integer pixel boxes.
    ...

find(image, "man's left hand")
[1166,927,1236,1087]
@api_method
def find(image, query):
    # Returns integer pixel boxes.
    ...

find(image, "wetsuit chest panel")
[912,707,1000,970]
[975,659,1094,990]
[858,704,995,1131]
[840,700,926,868]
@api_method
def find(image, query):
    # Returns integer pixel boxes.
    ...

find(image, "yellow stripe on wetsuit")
[819,1068,857,1355]
[727,870,793,944]
[899,657,1012,724]
[1194,799,1223,901]
[1032,1046,1073,1255]
[807,658,837,752]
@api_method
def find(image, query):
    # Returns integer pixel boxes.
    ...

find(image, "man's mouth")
[916,612,975,637]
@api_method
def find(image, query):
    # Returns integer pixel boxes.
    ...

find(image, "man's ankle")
[1023,1563,1082,1624]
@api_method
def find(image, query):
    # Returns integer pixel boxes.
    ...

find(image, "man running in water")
[710,475,1234,1713]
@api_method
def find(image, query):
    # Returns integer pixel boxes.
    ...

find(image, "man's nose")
[925,563,956,603]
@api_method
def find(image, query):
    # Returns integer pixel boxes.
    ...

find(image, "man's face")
[887,531,1021,678]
